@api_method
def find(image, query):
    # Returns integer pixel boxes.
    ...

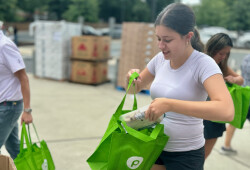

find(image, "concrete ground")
[1,74,250,170]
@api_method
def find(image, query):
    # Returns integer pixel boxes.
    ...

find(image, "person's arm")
[145,74,234,122]
[126,68,154,94]
[224,67,244,85]
[14,69,33,124]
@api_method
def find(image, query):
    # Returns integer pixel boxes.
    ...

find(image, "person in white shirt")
[0,24,33,159]
[126,3,234,170]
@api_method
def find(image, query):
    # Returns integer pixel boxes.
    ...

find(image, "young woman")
[126,3,234,170]
[203,33,244,159]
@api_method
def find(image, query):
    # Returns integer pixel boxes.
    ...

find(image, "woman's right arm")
[126,68,154,94]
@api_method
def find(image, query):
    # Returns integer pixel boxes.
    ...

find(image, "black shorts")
[203,120,226,139]
[155,146,205,170]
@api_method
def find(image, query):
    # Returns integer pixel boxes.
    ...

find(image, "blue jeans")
[0,100,23,159]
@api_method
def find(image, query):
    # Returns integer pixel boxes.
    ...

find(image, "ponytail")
[191,28,204,52]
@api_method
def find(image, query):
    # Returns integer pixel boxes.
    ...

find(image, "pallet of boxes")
[32,21,82,81]
[70,35,111,85]
[117,22,160,91]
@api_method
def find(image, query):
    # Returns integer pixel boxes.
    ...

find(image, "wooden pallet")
[68,79,111,86]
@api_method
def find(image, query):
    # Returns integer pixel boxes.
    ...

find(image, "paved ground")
[1,74,250,170]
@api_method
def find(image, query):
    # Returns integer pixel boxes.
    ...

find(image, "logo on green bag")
[127,156,143,169]
[42,159,48,170]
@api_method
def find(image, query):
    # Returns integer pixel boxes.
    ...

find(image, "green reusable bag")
[14,123,55,170]
[215,83,250,129]
[227,83,250,128]
[87,72,169,170]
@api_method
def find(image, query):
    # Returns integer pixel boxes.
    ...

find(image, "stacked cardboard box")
[0,154,16,170]
[70,35,111,84]
[117,22,160,89]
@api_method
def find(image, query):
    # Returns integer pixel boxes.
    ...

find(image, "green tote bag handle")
[97,72,140,144]
[20,123,47,160]
[20,122,32,153]
[121,121,165,142]
[114,72,139,118]
[28,123,47,159]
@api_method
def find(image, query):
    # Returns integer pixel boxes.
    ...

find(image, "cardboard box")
[117,22,158,90]
[70,60,108,84]
[71,36,111,60]
[0,155,16,170]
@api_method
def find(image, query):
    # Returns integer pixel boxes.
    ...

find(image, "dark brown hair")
[155,3,195,35]
[191,28,204,52]
[155,3,203,51]
[205,33,233,75]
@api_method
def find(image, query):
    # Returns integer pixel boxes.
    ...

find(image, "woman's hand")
[145,98,170,121]
[126,69,142,84]
[224,75,237,84]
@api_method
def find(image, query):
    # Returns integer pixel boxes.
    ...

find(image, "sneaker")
[219,146,237,155]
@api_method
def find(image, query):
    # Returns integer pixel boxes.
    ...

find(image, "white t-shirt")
[147,50,222,152]
[0,30,25,102]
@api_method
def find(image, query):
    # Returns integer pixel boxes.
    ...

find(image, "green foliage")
[131,1,151,22]
[62,0,98,22]
[146,0,174,22]
[17,0,50,13]
[194,0,230,28]
[48,0,71,20]
[98,0,123,22]
[1,0,250,31]
[194,0,250,31]
[0,0,18,21]
[97,0,173,23]
[230,0,250,31]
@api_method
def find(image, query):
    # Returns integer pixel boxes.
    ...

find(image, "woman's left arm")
[145,74,234,122]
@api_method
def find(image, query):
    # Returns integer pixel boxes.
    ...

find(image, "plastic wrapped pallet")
[29,20,81,80]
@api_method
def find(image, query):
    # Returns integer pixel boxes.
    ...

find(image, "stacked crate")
[117,22,160,89]
[70,35,111,85]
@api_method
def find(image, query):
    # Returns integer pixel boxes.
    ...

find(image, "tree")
[17,0,50,18]
[230,0,250,31]
[0,0,19,21]
[63,0,99,22]
[146,0,174,22]
[194,0,230,28]
[131,1,151,22]
[47,0,71,20]
[194,0,250,31]
[98,0,123,22]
